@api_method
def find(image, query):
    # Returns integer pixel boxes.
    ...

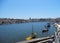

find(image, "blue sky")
[0,0,60,19]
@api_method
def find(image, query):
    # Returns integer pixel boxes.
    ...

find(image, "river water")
[0,22,56,43]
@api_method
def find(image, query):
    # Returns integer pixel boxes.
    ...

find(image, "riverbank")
[0,18,60,25]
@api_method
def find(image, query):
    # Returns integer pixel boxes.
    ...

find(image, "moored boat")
[26,25,37,41]
[26,33,37,40]
[42,23,50,32]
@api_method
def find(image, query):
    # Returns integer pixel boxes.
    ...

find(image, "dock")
[16,35,54,43]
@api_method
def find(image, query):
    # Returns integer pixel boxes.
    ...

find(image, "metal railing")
[16,35,54,43]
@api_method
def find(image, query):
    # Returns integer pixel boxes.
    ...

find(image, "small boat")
[26,33,37,41]
[42,29,48,32]
[26,25,37,41]
[47,23,50,28]
[42,23,50,32]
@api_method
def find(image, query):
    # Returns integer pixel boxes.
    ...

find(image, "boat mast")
[32,25,34,34]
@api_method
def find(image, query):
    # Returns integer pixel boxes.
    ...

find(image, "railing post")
[55,32,59,43]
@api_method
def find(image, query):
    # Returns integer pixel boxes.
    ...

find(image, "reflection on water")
[0,22,56,43]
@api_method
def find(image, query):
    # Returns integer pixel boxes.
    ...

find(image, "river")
[0,22,56,43]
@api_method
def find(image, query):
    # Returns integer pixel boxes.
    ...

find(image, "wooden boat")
[42,23,50,32]
[47,23,50,28]
[42,29,48,32]
[26,25,37,41]
[26,33,37,41]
